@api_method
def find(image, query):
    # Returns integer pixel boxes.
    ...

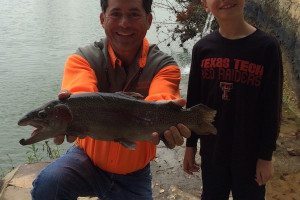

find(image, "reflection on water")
[0,0,191,174]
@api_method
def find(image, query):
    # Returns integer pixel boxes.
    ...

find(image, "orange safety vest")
[61,38,181,174]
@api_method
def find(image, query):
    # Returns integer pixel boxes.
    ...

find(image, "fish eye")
[38,110,47,118]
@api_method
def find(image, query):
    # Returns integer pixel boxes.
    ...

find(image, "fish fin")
[115,138,136,150]
[66,124,87,138]
[115,92,144,100]
[53,104,73,122]
[189,104,217,135]
[166,101,182,111]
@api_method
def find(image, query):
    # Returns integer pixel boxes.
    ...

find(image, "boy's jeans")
[31,146,152,200]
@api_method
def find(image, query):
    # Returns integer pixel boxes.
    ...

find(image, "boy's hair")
[100,0,153,14]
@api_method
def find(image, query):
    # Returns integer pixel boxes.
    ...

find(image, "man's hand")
[255,159,273,186]
[58,89,71,100]
[152,99,191,148]
[54,90,77,145]
[183,147,200,175]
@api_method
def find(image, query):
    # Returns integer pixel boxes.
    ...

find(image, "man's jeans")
[31,146,153,200]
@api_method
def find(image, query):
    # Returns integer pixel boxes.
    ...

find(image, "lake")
[0,0,193,175]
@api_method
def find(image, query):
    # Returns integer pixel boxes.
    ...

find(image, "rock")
[0,162,99,200]
[0,166,20,199]
[276,140,284,147]
[167,185,198,200]
[287,148,296,156]
[295,131,300,140]
[1,185,31,200]
[287,148,300,156]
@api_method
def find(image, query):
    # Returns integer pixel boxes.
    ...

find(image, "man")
[31,0,190,199]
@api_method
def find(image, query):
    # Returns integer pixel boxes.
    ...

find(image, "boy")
[183,0,283,199]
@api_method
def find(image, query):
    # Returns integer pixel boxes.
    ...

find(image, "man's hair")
[100,0,153,14]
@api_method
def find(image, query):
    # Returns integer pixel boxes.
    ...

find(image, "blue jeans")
[31,146,152,200]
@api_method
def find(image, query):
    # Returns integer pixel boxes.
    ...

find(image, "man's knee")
[31,163,75,199]
[31,167,55,196]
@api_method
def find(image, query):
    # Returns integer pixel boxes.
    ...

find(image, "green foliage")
[0,142,61,178]
[0,155,15,179]
[0,167,5,178]
[43,141,61,160]
[26,141,61,164]
[6,154,13,168]
[26,144,43,164]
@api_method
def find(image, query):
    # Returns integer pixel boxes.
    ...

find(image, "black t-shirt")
[186,29,283,161]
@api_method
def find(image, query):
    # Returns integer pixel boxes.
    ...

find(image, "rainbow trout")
[18,92,217,149]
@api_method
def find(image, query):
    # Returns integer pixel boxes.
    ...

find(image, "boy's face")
[201,0,245,21]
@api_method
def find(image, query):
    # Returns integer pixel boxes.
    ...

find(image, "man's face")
[100,0,152,56]
[202,0,245,21]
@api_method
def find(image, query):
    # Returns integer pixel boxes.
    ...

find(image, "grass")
[0,141,62,179]
[0,155,15,179]
[26,141,61,164]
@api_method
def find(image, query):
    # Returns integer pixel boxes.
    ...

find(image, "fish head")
[18,100,73,145]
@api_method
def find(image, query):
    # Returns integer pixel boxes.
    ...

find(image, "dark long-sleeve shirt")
[186,29,283,161]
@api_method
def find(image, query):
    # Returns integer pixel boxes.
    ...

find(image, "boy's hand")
[183,147,199,175]
[255,159,273,185]
[53,90,77,145]
[152,99,191,148]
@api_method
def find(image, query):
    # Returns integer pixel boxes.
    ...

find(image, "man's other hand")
[54,90,77,145]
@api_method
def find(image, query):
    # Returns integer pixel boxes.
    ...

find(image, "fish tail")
[188,104,217,135]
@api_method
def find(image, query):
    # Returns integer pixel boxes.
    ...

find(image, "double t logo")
[220,82,233,101]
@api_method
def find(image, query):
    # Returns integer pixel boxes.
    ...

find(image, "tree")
[154,0,209,46]
[159,0,298,55]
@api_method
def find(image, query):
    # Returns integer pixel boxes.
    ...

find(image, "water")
[0,0,193,174]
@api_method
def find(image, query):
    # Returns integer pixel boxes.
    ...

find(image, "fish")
[18,92,217,149]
